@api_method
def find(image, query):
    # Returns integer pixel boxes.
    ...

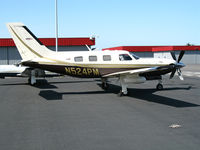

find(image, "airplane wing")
[102,65,173,78]
[102,67,158,77]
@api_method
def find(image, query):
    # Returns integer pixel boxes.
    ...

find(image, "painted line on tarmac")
[183,71,200,78]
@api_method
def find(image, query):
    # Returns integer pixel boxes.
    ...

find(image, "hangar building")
[0,37,95,65]
[103,46,200,64]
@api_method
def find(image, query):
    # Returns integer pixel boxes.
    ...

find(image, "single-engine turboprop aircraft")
[6,23,185,96]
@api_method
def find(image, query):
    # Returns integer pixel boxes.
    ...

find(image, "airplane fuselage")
[21,50,176,79]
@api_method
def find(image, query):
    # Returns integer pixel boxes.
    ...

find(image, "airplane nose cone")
[176,62,185,68]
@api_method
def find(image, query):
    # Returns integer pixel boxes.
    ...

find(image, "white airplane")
[0,65,27,78]
[6,23,185,96]
[0,64,61,84]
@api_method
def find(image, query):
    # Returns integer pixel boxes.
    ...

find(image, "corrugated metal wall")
[49,46,89,51]
[8,47,22,64]
[197,51,200,64]
[0,47,21,65]
[134,52,153,58]
[0,47,8,64]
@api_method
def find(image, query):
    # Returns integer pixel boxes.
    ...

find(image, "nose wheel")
[156,79,163,90]
[156,83,163,90]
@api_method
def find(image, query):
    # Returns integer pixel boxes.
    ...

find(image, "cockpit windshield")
[119,54,132,61]
[129,52,140,60]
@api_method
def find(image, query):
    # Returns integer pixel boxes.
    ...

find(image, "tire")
[102,82,109,90]
[28,78,31,85]
[156,83,163,90]
[118,90,129,97]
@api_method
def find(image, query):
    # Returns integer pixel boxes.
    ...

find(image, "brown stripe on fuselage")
[22,62,144,78]
[22,62,173,78]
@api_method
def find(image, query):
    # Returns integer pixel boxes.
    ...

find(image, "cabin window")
[103,55,111,61]
[74,56,83,62]
[89,56,97,61]
[119,54,132,61]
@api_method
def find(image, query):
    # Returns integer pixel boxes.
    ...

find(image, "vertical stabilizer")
[7,23,54,60]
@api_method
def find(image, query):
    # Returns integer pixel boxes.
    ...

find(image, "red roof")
[103,46,200,52]
[0,38,95,47]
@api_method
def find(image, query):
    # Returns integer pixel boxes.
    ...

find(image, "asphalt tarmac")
[0,74,200,150]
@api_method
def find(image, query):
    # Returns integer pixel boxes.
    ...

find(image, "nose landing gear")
[156,80,163,90]
[117,76,129,97]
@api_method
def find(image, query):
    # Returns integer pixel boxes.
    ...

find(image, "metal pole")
[55,0,58,52]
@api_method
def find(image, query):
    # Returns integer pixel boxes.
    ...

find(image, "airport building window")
[74,56,83,62]
[89,56,97,61]
[103,55,111,61]
[119,54,132,61]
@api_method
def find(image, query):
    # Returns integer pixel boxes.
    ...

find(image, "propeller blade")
[178,51,185,63]
[177,68,184,80]
[170,68,176,79]
[170,51,176,61]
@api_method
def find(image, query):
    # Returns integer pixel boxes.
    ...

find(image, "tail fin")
[7,23,54,60]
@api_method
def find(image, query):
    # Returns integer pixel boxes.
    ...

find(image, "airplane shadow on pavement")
[38,83,199,108]
[34,79,96,89]
[126,86,198,108]
[33,79,58,89]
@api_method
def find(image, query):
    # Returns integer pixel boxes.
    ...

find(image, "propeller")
[170,51,185,80]
[177,51,185,63]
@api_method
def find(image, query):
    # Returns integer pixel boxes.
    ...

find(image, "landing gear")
[118,76,129,97]
[102,82,109,90]
[28,70,36,86]
[118,89,129,97]
[101,78,109,90]
[156,83,163,90]
[156,80,163,90]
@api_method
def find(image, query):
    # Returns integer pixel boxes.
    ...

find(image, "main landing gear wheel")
[118,90,129,97]
[156,83,163,90]
[101,78,109,90]
[28,77,36,86]
[28,77,31,85]
[102,82,109,90]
